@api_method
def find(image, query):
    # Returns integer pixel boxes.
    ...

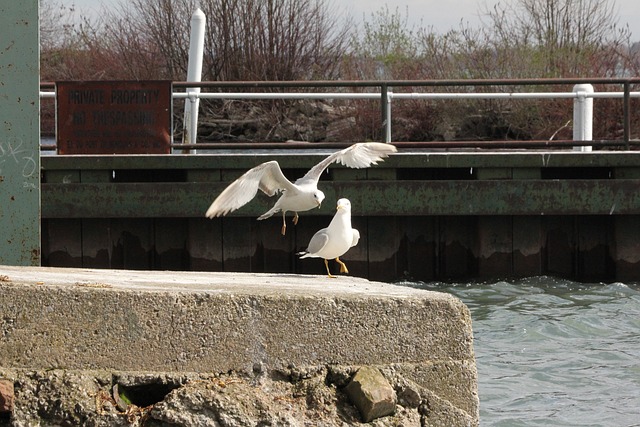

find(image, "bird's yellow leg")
[325,259,336,278]
[281,213,287,236]
[293,212,299,225]
[335,257,349,274]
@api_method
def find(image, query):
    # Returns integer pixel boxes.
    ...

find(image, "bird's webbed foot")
[335,257,349,274]
[325,259,336,278]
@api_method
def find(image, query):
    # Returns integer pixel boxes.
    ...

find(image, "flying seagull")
[205,142,396,235]
[298,198,360,278]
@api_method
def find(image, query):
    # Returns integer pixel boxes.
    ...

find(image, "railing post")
[572,83,593,152]
[623,81,631,150]
[182,8,206,150]
[386,91,393,144]
[381,83,390,143]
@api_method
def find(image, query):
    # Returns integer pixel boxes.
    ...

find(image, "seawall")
[40,150,640,283]
[0,265,478,425]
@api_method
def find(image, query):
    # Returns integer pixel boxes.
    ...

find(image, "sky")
[63,0,640,42]
[345,0,640,40]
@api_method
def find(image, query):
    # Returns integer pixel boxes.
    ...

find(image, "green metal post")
[623,81,630,150]
[0,1,40,265]
[381,83,389,143]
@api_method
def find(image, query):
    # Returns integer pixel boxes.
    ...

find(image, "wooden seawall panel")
[40,151,640,282]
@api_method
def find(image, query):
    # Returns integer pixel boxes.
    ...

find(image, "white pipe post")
[572,83,594,152]
[385,91,392,143]
[182,8,206,149]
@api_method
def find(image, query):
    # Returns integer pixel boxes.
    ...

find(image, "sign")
[56,80,172,154]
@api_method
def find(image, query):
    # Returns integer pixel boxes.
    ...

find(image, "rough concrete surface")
[0,265,478,426]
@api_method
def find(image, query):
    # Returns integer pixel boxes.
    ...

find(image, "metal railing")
[40,77,640,151]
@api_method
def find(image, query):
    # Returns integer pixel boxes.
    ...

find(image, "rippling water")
[400,277,640,427]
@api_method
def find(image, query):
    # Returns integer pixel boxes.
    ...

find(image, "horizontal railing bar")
[169,140,640,150]
[39,139,640,152]
[392,91,640,99]
[40,91,640,100]
[40,77,640,91]
[171,77,640,88]
[173,92,380,99]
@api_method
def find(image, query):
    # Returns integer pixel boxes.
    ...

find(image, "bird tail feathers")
[257,207,279,220]
[296,250,313,259]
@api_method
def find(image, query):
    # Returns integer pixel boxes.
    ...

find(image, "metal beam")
[40,151,640,170]
[0,0,40,265]
[41,179,640,218]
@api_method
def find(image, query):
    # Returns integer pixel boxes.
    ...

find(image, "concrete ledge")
[0,265,478,424]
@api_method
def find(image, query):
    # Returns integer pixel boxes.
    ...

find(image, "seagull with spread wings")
[205,142,396,235]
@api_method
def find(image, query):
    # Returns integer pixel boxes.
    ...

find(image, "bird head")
[336,198,351,211]
[314,190,325,208]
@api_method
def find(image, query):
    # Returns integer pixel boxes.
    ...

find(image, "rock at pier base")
[346,366,397,422]
[0,379,14,414]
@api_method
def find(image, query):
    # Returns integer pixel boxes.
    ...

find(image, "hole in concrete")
[114,383,179,408]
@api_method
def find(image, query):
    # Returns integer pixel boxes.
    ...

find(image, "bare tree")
[480,0,634,77]
[201,0,350,82]
[91,0,193,80]
[40,0,73,51]
[92,0,351,82]
[40,0,90,80]
[346,6,418,79]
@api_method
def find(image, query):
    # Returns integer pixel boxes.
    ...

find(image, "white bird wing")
[295,142,397,185]
[205,161,297,218]
[302,228,330,256]
[351,229,360,248]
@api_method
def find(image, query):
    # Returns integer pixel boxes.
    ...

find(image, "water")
[400,277,640,427]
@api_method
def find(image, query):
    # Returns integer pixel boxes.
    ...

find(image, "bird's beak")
[317,200,322,208]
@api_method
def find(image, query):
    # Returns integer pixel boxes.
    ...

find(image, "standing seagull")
[205,142,396,235]
[298,198,360,278]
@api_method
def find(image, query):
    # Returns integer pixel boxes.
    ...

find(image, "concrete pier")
[0,265,478,425]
